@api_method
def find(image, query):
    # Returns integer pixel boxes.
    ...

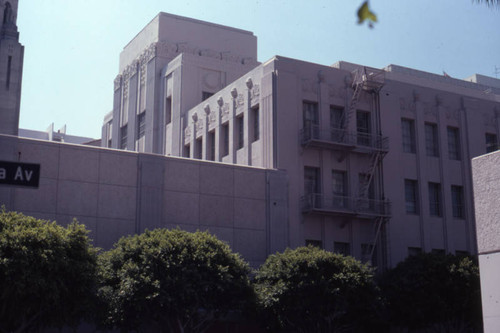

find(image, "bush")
[98,228,254,333]
[380,252,482,332]
[0,208,98,332]
[254,246,381,332]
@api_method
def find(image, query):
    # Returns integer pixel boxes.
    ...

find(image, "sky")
[15,0,500,139]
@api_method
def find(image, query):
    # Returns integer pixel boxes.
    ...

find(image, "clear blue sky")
[16,0,500,139]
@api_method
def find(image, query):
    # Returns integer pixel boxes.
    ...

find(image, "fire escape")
[300,66,390,267]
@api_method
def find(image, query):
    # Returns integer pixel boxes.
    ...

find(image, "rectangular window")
[252,106,260,142]
[107,121,113,148]
[330,106,344,129]
[428,182,442,217]
[401,119,416,153]
[208,131,215,161]
[137,112,146,139]
[451,185,464,219]
[447,127,461,160]
[237,115,244,149]
[404,179,419,214]
[202,91,214,101]
[356,111,371,146]
[332,170,347,208]
[425,123,439,157]
[486,133,498,153]
[304,167,321,195]
[6,56,12,90]
[165,97,172,125]
[120,125,127,149]
[184,144,190,158]
[306,240,323,249]
[222,123,229,157]
[195,138,202,159]
[334,242,350,256]
[303,101,319,139]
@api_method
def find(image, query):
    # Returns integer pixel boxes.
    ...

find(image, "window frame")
[425,122,439,157]
[451,185,465,219]
[428,182,442,217]
[404,179,419,214]
[401,118,416,153]
[447,127,461,160]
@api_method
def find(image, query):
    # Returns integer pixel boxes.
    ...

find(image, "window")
[332,170,347,208]
[401,119,416,153]
[137,112,146,139]
[306,240,323,248]
[106,121,113,148]
[356,111,371,146]
[447,127,461,160]
[237,115,244,149]
[120,125,127,149]
[202,91,214,101]
[222,123,229,156]
[408,247,422,257]
[425,123,439,157]
[6,56,12,90]
[208,131,215,161]
[330,106,344,129]
[184,144,190,158]
[304,167,321,196]
[334,242,350,256]
[361,244,377,266]
[195,138,202,160]
[404,179,419,214]
[486,133,498,153]
[303,101,319,139]
[451,185,464,219]
[252,106,260,142]
[165,97,172,125]
[428,182,442,217]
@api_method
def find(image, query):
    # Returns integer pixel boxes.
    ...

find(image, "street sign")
[0,161,40,188]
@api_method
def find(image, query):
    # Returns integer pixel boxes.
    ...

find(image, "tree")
[254,246,381,333]
[0,208,99,333]
[98,228,254,333]
[380,252,482,333]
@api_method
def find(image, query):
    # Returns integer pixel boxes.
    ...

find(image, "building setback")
[0,7,499,269]
[102,12,500,268]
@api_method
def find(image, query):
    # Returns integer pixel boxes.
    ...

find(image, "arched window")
[3,2,13,25]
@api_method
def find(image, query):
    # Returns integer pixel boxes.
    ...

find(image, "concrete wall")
[0,134,288,267]
[472,150,500,333]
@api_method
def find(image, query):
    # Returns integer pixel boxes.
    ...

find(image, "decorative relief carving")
[123,79,129,101]
[140,63,146,86]
[184,126,191,141]
[221,52,240,63]
[328,85,346,99]
[209,110,216,124]
[156,41,177,58]
[202,70,221,90]
[199,49,220,59]
[196,119,204,132]
[177,43,198,55]
[222,103,230,117]
[114,75,122,91]
[423,102,437,117]
[408,102,416,113]
[236,93,244,107]
[251,85,260,100]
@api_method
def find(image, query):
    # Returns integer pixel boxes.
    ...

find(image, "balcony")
[300,193,391,218]
[300,125,389,153]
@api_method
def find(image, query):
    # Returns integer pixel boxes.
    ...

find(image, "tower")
[0,0,23,135]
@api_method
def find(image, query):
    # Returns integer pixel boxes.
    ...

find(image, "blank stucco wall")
[472,150,500,333]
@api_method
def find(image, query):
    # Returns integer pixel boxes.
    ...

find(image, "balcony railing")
[300,125,389,152]
[301,193,391,218]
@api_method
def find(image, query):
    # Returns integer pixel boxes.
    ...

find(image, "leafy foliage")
[0,208,98,333]
[357,1,377,28]
[380,252,482,333]
[98,228,253,333]
[254,246,381,333]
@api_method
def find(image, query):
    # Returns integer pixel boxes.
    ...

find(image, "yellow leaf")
[357,1,378,26]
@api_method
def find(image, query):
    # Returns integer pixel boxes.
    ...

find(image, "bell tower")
[0,0,23,135]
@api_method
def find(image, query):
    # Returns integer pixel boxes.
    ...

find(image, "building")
[0,0,23,136]
[19,123,99,145]
[1,7,499,269]
[472,150,500,333]
[102,12,500,268]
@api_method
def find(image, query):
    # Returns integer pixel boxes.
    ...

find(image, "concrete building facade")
[0,0,23,136]
[472,150,500,333]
